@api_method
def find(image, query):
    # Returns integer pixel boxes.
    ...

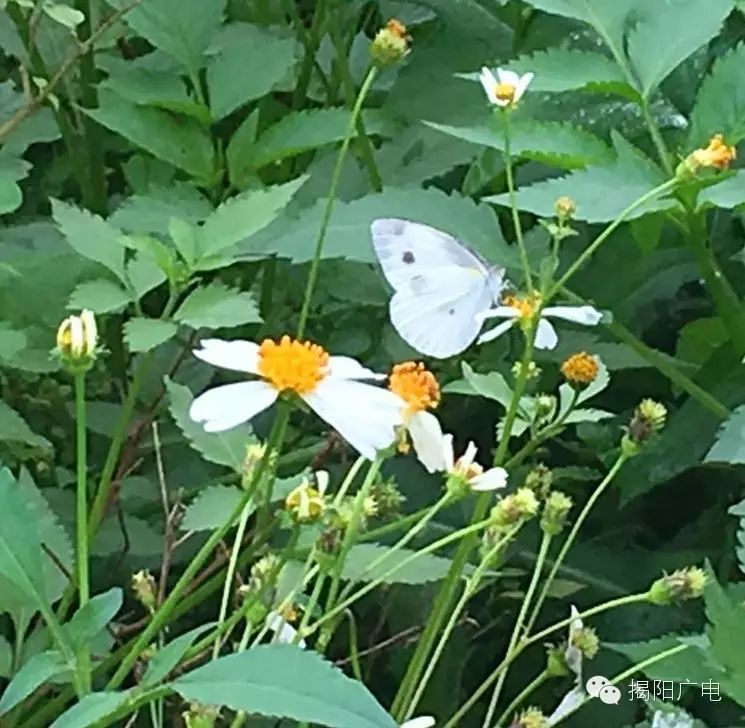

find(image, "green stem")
[502,110,532,292]
[524,453,628,635]
[483,532,552,727]
[640,99,674,177]
[361,505,434,542]
[296,65,378,337]
[291,0,328,110]
[494,670,549,728]
[73,372,91,693]
[547,179,678,299]
[106,410,290,689]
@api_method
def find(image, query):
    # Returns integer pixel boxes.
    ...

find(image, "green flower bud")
[370,19,410,66]
[541,491,573,535]
[511,706,549,728]
[131,570,157,613]
[647,567,707,605]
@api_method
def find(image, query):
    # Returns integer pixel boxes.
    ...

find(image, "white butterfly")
[371,218,506,358]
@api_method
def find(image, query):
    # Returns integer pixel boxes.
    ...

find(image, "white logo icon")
[586,676,621,705]
[586,675,609,698]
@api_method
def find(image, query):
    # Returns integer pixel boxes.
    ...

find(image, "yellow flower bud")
[370,18,411,66]
[55,309,98,370]
[132,569,157,612]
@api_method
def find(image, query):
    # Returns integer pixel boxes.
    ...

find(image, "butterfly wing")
[371,218,505,358]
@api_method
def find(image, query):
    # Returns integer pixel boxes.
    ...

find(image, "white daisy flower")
[388,361,448,473]
[443,435,508,491]
[401,718,436,728]
[189,336,404,461]
[479,66,534,107]
[477,295,602,350]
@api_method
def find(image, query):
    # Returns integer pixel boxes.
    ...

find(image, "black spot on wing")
[402,250,415,264]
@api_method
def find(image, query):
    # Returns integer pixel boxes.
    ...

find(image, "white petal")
[303,379,403,460]
[328,355,384,380]
[479,66,497,103]
[543,305,602,326]
[189,381,277,432]
[514,72,534,102]
[477,306,517,322]
[534,318,558,350]
[266,611,306,648]
[477,319,515,344]
[460,441,478,468]
[442,433,455,472]
[409,411,447,473]
[193,339,260,374]
[470,467,508,491]
[548,687,585,726]
[401,718,436,728]
[496,68,520,87]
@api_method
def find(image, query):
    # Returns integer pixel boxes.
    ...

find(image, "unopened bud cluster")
[623,398,667,455]
[183,703,219,728]
[540,491,573,535]
[510,707,549,728]
[371,19,410,66]
[132,569,157,613]
[647,566,707,605]
[55,309,98,373]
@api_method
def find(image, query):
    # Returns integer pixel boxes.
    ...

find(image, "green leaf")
[425,119,610,170]
[241,109,396,172]
[65,588,122,647]
[698,170,745,210]
[505,48,629,94]
[0,166,23,214]
[240,186,515,267]
[166,378,254,470]
[86,91,216,181]
[68,278,132,313]
[728,497,745,575]
[126,254,167,299]
[342,544,458,585]
[172,645,397,728]
[0,650,68,714]
[626,0,732,98]
[226,110,260,189]
[487,132,676,222]
[123,318,178,353]
[121,0,225,74]
[206,23,296,120]
[705,404,745,464]
[688,43,745,147]
[0,635,11,678]
[51,198,126,280]
[443,362,512,408]
[141,624,215,687]
[0,401,50,449]
[50,691,132,728]
[174,282,261,329]
[43,3,85,28]
[196,178,306,263]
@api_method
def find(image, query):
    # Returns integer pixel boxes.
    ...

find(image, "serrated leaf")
[0,650,68,714]
[0,400,50,449]
[425,119,610,170]
[49,690,132,728]
[240,108,396,172]
[172,645,397,728]
[239,186,516,267]
[124,318,178,353]
[68,278,132,313]
[626,0,732,98]
[86,90,216,181]
[174,282,261,329]
[688,43,745,147]
[197,177,306,263]
[121,0,225,74]
[126,253,167,299]
[51,198,126,280]
[705,404,745,464]
[206,23,296,120]
[342,543,457,585]
[728,497,745,575]
[487,132,676,222]
[166,378,254,470]
[698,170,745,210]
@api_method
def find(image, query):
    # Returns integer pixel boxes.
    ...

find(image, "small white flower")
[401,718,436,728]
[266,610,306,648]
[479,66,534,107]
[443,436,508,491]
[477,300,602,350]
[565,605,583,679]
[189,337,404,461]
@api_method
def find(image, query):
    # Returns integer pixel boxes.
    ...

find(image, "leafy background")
[1,0,745,726]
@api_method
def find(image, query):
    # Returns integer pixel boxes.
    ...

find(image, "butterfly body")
[371,218,505,358]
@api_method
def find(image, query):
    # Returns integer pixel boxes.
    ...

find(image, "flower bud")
[541,491,573,535]
[510,707,549,728]
[370,19,410,66]
[241,442,267,488]
[678,134,736,178]
[560,352,598,389]
[285,471,328,523]
[183,703,219,728]
[535,393,557,422]
[555,196,577,221]
[491,487,539,530]
[523,464,553,498]
[55,310,98,371]
[545,644,570,677]
[571,624,599,659]
[511,360,541,380]
[247,554,280,595]
[132,569,157,613]
[647,566,707,605]
[369,478,405,518]
[623,398,667,454]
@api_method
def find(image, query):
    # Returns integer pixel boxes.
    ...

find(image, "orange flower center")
[561,352,598,385]
[495,82,516,103]
[257,336,329,394]
[503,294,540,320]
[692,134,736,170]
[388,361,440,414]
[386,18,409,39]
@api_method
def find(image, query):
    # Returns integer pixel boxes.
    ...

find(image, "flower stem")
[502,110,532,292]
[73,372,91,693]
[296,65,378,338]
[494,670,549,728]
[524,452,628,634]
[482,532,552,727]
